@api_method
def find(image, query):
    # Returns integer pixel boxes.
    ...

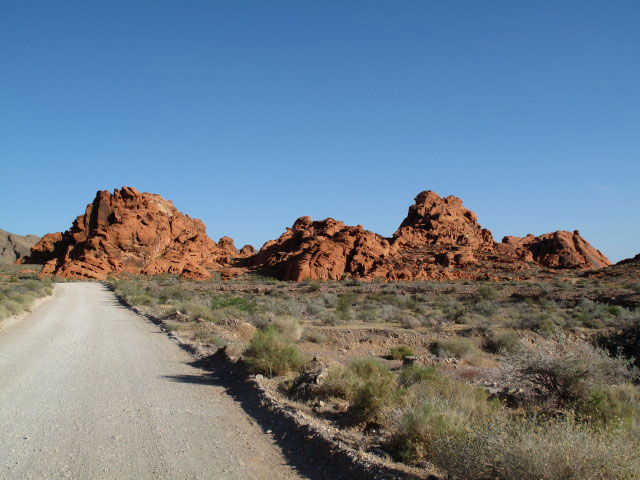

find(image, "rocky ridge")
[251,190,610,281]
[22,187,611,281]
[0,229,40,265]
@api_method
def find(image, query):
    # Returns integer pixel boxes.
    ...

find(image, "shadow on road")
[162,351,403,480]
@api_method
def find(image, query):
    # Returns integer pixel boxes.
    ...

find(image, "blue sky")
[1,1,638,262]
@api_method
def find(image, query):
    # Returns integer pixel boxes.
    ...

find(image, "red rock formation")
[24,187,610,282]
[252,217,391,281]
[252,190,611,281]
[240,245,255,255]
[501,230,610,270]
[21,187,238,280]
[393,191,495,251]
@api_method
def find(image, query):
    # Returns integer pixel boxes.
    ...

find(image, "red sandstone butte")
[21,187,239,280]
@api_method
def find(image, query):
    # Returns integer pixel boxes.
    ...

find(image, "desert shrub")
[553,278,570,289]
[398,314,420,329]
[4,299,23,315]
[282,299,306,317]
[572,298,620,328]
[576,279,590,288]
[435,297,467,323]
[211,295,257,314]
[398,364,438,387]
[127,293,156,307]
[177,301,214,321]
[389,370,499,462]
[190,327,226,348]
[163,320,186,332]
[575,384,640,428]
[476,284,498,301]
[323,309,350,325]
[348,359,400,421]
[335,293,356,321]
[270,315,303,342]
[389,345,414,360]
[484,331,522,354]
[243,326,309,377]
[304,302,323,316]
[472,300,499,317]
[317,366,355,399]
[303,330,328,343]
[520,312,558,336]
[158,285,190,302]
[597,316,640,368]
[0,274,53,320]
[432,337,479,359]
[519,344,639,409]
[319,358,400,421]
[430,417,640,480]
[356,304,383,322]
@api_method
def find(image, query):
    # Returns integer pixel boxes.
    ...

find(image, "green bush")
[576,384,640,428]
[432,337,479,359]
[430,417,640,480]
[128,293,156,307]
[211,295,257,314]
[243,326,309,377]
[252,314,303,342]
[348,359,400,421]
[398,364,438,387]
[484,331,522,354]
[0,274,53,321]
[476,284,498,301]
[163,320,184,332]
[389,345,414,360]
[319,358,400,421]
[399,314,421,329]
[177,301,214,321]
[519,344,639,408]
[335,293,356,321]
[389,369,499,463]
[303,330,328,343]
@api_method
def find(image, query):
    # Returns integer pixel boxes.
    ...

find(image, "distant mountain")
[0,229,40,265]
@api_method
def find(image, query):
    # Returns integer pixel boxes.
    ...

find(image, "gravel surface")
[0,283,305,480]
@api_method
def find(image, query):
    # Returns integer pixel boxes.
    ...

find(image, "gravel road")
[0,283,305,480]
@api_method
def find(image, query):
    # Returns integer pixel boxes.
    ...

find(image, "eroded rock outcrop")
[501,230,610,270]
[21,187,239,280]
[24,186,610,282]
[393,191,495,251]
[252,190,611,281]
[252,217,391,281]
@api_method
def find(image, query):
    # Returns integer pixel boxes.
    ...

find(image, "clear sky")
[1,1,638,262]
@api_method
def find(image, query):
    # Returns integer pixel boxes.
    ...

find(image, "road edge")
[105,282,432,480]
[0,285,57,333]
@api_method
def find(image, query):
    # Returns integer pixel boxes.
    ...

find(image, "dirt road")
[0,283,305,479]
